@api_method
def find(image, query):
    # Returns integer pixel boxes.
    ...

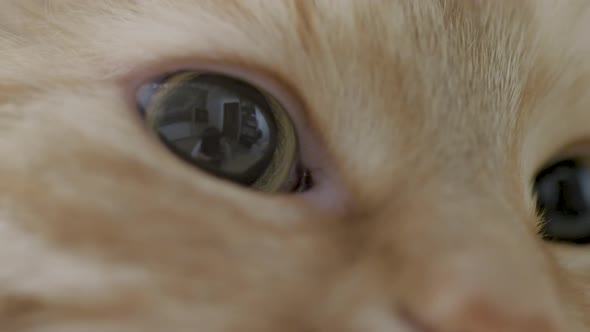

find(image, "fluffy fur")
[1,0,590,331]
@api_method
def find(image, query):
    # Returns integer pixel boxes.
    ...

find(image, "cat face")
[1,0,590,331]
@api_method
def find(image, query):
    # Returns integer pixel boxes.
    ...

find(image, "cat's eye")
[534,158,590,244]
[137,71,310,192]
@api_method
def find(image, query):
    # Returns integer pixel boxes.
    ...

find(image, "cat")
[1,0,590,331]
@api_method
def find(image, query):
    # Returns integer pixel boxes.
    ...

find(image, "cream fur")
[1,0,590,331]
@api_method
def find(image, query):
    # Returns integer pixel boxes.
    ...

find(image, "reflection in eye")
[137,72,308,192]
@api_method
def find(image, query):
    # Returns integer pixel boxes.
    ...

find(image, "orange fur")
[1,0,590,331]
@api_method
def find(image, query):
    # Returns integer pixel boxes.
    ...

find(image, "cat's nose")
[336,188,571,332]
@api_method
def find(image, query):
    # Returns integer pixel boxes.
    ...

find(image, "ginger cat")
[1,0,590,331]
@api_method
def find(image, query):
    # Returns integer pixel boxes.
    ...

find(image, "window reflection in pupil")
[152,74,277,185]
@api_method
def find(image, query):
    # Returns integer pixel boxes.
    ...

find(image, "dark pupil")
[150,74,278,186]
[534,159,590,243]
